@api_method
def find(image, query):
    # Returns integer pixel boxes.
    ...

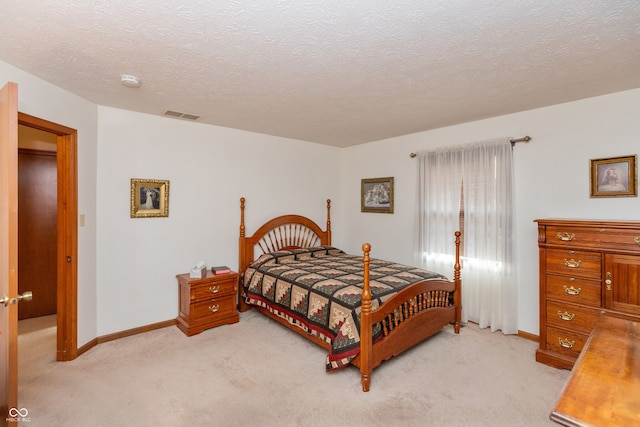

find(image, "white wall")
[341,88,640,335]
[1,60,99,346]
[3,60,341,341]
[96,107,341,335]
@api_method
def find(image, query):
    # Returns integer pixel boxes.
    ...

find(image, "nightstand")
[176,271,240,336]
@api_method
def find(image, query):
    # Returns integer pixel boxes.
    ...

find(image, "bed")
[238,197,462,392]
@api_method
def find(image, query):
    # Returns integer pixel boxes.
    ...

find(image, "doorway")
[17,113,78,362]
[18,128,57,320]
[17,127,58,377]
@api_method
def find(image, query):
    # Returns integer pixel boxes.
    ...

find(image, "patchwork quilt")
[242,246,449,370]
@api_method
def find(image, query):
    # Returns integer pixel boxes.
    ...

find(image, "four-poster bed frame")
[237,197,462,391]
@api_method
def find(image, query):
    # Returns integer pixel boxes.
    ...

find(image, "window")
[414,139,517,333]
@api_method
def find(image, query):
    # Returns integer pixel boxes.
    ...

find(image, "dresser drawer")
[193,294,237,324]
[546,225,640,253]
[545,325,589,358]
[192,276,237,301]
[545,249,601,279]
[546,300,601,334]
[546,274,601,306]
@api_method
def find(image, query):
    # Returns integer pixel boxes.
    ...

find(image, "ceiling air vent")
[164,110,200,121]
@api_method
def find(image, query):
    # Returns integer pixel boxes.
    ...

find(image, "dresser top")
[535,219,640,228]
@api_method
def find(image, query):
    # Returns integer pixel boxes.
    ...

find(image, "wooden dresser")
[535,219,640,369]
[176,271,240,336]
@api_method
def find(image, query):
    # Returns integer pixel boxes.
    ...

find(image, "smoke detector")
[120,74,141,88]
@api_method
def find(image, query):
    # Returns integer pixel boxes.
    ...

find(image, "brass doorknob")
[17,291,33,303]
[0,291,32,307]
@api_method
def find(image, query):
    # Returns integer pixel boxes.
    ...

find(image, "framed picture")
[130,178,170,218]
[590,155,637,198]
[361,177,394,213]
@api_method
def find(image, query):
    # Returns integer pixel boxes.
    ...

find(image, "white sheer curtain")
[413,138,517,334]
[414,147,463,276]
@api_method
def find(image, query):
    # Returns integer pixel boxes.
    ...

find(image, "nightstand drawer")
[192,276,237,301]
[546,274,601,306]
[545,249,601,279]
[546,300,601,334]
[193,294,237,324]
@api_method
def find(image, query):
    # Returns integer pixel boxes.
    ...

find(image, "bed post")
[453,231,462,334]
[360,243,372,392]
[326,199,332,245]
[238,197,250,312]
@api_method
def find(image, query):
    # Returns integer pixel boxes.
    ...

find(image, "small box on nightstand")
[189,265,207,279]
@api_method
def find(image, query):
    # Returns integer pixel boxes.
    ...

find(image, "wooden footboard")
[357,233,462,392]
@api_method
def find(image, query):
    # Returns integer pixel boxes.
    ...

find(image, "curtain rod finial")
[510,135,532,145]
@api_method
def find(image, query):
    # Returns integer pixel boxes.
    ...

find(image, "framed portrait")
[130,178,170,218]
[590,155,637,198]
[361,177,394,213]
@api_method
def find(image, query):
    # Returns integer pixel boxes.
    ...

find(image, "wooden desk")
[551,315,640,426]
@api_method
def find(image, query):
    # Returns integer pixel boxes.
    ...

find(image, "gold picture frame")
[590,155,637,198]
[361,177,394,213]
[130,178,170,218]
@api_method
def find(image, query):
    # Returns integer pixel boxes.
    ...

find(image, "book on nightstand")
[211,265,231,275]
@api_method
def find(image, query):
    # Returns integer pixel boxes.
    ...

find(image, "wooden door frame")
[18,112,77,361]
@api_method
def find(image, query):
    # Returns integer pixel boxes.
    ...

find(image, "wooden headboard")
[238,197,332,276]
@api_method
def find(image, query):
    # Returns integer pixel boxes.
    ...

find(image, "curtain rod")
[409,135,532,158]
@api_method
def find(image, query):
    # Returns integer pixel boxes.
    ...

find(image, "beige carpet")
[18,311,570,427]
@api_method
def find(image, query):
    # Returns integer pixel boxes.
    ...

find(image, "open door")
[1,82,19,425]
[1,83,77,425]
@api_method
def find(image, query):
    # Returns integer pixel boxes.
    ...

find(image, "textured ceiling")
[1,1,639,147]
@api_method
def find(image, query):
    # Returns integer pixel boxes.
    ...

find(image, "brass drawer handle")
[209,285,221,294]
[562,258,582,268]
[635,237,640,246]
[557,311,576,321]
[556,233,575,241]
[558,337,575,349]
[563,285,581,295]
[209,304,220,313]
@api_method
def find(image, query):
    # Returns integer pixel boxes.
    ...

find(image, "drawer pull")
[556,233,575,241]
[558,337,575,349]
[557,311,576,321]
[209,285,221,294]
[563,285,581,295]
[635,237,640,246]
[209,304,220,313]
[562,258,582,268]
